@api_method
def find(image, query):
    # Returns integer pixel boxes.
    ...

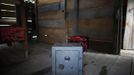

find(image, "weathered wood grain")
[38,11,64,20]
[38,0,64,5]
[0,5,16,10]
[38,3,62,12]
[79,7,114,19]
[0,11,16,17]
[77,0,114,43]
[78,18,113,41]
[0,0,15,4]
[66,0,75,12]
[123,0,134,49]
[38,0,66,43]
[79,0,114,9]
[79,18,113,29]
[0,19,16,25]
[39,19,65,28]
[39,27,66,43]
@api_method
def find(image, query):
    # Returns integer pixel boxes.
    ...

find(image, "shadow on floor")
[30,66,51,75]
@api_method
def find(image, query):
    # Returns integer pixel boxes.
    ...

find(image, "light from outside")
[24,0,35,4]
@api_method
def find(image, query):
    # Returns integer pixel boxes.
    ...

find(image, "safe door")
[52,45,83,75]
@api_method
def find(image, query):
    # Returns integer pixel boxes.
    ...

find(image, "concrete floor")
[0,42,134,75]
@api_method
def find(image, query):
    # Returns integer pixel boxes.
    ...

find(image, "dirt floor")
[0,42,134,75]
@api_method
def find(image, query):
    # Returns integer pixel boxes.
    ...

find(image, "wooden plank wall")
[38,0,66,44]
[66,0,78,36]
[65,0,116,53]
[0,0,15,4]
[0,0,16,25]
[78,0,115,53]
[79,0,114,42]
[38,0,117,53]
[66,0,115,39]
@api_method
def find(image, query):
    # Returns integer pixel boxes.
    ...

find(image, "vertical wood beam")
[22,1,29,58]
[16,0,29,58]
[34,0,39,39]
[16,0,21,25]
[72,0,79,35]
[113,0,122,54]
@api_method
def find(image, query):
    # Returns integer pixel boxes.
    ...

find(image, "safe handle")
[64,56,70,61]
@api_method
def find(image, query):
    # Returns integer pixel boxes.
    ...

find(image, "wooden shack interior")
[0,0,134,75]
[37,0,128,54]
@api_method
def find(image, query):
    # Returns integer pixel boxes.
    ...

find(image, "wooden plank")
[123,0,134,49]
[66,0,115,41]
[0,0,15,4]
[38,0,64,5]
[0,5,16,10]
[71,0,79,35]
[65,16,74,36]
[39,27,66,43]
[78,18,113,41]
[0,11,16,17]
[38,0,66,43]
[0,19,16,25]
[38,4,59,12]
[66,0,74,12]
[79,29,113,41]
[38,0,60,5]
[79,18,113,29]
[79,0,114,9]
[67,13,113,39]
[39,19,65,28]
[38,11,64,20]
[38,3,61,12]
[79,7,113,19]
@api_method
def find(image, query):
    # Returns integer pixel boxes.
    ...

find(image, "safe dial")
[59,64,64,70]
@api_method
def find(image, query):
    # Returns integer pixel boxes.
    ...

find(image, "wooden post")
[22,1,29,58]
[63,0,68,43]
[35,0,39,40]
[16,0,29,58]
[123,0,134,50]
[72,0,79,35]
[113,0,122,54]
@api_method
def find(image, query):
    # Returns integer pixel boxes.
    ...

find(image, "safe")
[52,43,83,75]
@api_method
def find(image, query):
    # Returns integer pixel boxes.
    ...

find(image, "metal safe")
[52,43,83,75]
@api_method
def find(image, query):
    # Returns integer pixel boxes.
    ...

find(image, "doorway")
[123,0,134,50]
[120,0,134,55]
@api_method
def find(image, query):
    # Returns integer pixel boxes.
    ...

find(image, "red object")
[0,27,25,46]
[69,35,89,51]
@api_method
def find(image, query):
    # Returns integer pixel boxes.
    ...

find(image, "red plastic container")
[0,27,25,46]
[69,35,89,51]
